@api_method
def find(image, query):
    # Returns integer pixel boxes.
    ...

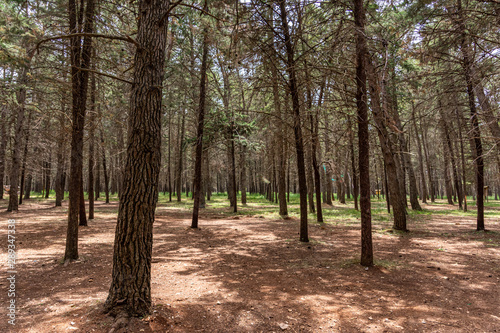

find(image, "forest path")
[0,198,499,332]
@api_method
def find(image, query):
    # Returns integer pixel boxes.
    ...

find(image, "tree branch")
[36,33,140,52]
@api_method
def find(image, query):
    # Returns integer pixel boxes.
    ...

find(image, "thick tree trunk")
[354,0,373,266]
[278,0,308,242]
[104,0,169,317]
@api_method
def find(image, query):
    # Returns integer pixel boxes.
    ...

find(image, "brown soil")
[0,199,499,333]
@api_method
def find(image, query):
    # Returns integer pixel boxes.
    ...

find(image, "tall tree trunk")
[457,0,484,230]
[101,132,110,204]
[64,0,95,260]
[104,0,170,317]
[19,109,33,205]
[192,8,209,229]
[278,0,308,242]
[240,146,248,205]
[176,108,185,202]
[366,59,407,231]
[45,153,51,199]
[411,102,427,204]
[55,96,67,207]
[355,0,373,266]
[439,104,463,208]
[88,68,96,219]
[348,116,359,210]
[455,106,468,211]
[8,52,34,211]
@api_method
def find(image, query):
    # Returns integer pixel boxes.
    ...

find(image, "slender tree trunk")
[64,0,95,260]
[411,102,428,204]
[366,59,407,231]
[176,108,185,202]
[104,0,170,317]
[349,117,359,210]
[192,9,209,229]
[88,69,96,219]
[457,0,484,230]
[8,54,34,211]
[355,0,373,266]
[455,107,468,211]
[101,132,110,204]
[278,0,308,242]
[19,109,33,205]
[240,146,248,205]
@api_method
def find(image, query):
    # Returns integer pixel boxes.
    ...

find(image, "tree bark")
[19,109,33,205]
[354,0,373,266]
[104,0,170,317]
[64,0,95,260]
[411,102,428,204]
[8,52,34,212]
[366,59,407,231]
[192,7,209,229]
[278,0,308,242]
[88,68,96,219]
[457,0,484,230]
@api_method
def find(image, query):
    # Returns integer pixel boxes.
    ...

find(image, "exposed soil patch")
[0,199,499,332]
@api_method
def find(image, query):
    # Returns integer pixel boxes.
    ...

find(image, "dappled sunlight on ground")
[0,196,499,332]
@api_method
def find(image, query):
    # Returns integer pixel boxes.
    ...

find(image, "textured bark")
[366,59,407,231]
[279,0,308,242]
[104,0,169,317]
[457,0,484,230]
[8,57,33,212]
[65,0,95,261]
[354,0,373,266]
[192,9,209,229]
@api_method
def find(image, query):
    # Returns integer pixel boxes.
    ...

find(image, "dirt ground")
[0,198,499,333]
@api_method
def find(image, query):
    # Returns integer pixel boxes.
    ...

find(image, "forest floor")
[0,193,499,333]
